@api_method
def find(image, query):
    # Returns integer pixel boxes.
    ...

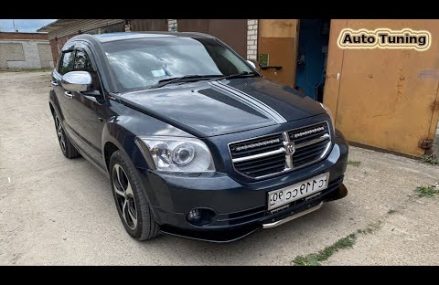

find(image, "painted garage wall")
[0,40,53,70]
[0,32,53,69]
[257,19,299,87]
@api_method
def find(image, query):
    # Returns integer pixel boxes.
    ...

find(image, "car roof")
[62,32,218,52]
[86,32,215,43]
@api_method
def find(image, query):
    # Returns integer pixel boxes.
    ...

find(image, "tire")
[53,113,80,159]
[109,150,160,241]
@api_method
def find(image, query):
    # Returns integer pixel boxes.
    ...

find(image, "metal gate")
[324,20,439,157]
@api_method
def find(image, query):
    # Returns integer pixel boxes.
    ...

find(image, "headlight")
[137,136,215,173]
[320,103,336,132]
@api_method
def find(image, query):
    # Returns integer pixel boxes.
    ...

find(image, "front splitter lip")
[159,203,323,243]
[158,183,348,243]
[160,226,261,244]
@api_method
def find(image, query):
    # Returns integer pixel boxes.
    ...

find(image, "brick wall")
[49,34,76,65]
[0,32,48,41]
[247,19,258,60]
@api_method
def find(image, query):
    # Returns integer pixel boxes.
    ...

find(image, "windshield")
[103,36,255,92]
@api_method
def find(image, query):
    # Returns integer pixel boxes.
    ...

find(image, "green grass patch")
[292,221,382,266]
[292,234,356,266]
[415,185,439,198]
[347,160,361,167]
[421,154,439,165]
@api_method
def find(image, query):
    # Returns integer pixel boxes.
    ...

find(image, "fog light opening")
[186,208,215,226]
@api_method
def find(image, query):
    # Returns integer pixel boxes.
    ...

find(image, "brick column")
[247,19,258,60]
[124,20,131,32]
[168,19,178,32]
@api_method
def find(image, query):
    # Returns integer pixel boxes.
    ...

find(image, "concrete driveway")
[1,71,438,265]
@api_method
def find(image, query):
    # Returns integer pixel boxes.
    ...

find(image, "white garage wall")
[0,40,54,70]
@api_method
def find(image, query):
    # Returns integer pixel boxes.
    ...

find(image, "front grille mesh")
[229,122,331,179]
[289,123,331,168]
[230,134,286,178]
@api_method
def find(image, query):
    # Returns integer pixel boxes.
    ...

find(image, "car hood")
[119,77,325,137]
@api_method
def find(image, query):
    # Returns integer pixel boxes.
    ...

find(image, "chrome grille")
[289,123,331,168]
[230,134,286,178]
[229,122,331,179]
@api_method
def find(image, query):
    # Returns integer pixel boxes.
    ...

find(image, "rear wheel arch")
[51,104,80,159]
[49,102,55,116]
[49,93,64,121]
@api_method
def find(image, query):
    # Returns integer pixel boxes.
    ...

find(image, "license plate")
[267,172,330,210]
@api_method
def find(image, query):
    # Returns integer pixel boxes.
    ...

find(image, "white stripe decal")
[209,81,287,123]
[209,81,278,122]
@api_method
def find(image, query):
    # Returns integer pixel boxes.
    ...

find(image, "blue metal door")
[295,19,330,101]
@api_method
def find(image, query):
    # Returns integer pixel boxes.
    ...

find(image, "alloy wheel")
[55,116,66,154]
[112,164,138,230]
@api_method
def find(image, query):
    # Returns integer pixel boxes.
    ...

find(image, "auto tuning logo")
[337,28,432,51]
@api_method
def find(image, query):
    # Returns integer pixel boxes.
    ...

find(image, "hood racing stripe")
[209,81,287,124]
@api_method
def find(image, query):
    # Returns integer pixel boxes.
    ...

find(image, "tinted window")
[74,50,93,72]
[103,37,253,92]
[58,51,75,75]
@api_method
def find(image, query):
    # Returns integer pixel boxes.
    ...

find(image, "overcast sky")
[0,19,56,32]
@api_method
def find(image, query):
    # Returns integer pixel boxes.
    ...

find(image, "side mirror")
[61,71,92,93]
[246,59,257,70]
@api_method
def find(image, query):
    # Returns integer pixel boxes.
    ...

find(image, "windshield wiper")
[222,71,259,80]
[151,72,259,89]
[153,74,223,88]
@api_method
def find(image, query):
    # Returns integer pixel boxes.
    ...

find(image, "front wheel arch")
[101,125,160,222]
[101,122,151,173]
[104,141,119,172]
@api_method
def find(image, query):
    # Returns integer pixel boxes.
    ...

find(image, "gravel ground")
[0,71,438,265]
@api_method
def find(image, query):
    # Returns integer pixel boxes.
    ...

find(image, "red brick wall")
[49,34,77,65]
[0,32,48,41]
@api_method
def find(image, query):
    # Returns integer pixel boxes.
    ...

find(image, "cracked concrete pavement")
[0,71,438,265]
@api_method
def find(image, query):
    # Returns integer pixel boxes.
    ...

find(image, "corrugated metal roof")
[38,19,125,39]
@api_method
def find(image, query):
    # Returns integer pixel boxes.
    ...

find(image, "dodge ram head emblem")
[286,142,296,155]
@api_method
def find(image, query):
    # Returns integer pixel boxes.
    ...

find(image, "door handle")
[51,81,59,86]
[64,91,73,98]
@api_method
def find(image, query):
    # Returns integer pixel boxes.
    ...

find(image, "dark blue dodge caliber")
[49,32,348,242]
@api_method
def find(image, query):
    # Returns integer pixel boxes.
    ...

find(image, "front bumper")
[138,135,349,243]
